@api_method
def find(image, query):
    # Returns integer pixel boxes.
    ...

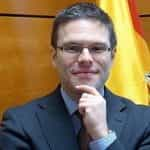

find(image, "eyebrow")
[62,41,108,46]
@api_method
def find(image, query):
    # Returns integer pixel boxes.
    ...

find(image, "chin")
[72,80,100,88]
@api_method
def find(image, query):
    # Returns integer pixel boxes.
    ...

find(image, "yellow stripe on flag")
[97,0,150,104]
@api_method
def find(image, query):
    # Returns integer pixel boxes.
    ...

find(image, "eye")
[90,46,106,53]
[64,45,81,53]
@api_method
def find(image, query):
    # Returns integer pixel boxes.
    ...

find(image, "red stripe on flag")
[128,0,144,36]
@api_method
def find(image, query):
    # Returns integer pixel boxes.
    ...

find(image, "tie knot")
[75,111,82,121]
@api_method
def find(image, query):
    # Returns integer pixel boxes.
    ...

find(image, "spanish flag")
[97,0,150,104]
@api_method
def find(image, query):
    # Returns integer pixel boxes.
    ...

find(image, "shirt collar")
[61,87,78,115]
[61,86,104,116]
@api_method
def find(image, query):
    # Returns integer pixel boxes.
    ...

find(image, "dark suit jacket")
[0,86,150,150]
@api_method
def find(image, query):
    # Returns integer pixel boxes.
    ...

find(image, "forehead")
[57,19,110,46]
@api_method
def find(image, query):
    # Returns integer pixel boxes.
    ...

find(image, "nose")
[77,48,93,66]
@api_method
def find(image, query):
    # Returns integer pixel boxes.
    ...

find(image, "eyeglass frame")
[56,43,112,56]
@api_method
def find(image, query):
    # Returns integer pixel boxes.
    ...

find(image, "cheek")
[96,55,112,71]
[55,55,75,74]
[61,55,77,68]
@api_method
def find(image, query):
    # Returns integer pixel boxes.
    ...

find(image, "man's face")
[52,19,115,93]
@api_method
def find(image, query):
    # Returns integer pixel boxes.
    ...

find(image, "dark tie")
[75,111,91,150]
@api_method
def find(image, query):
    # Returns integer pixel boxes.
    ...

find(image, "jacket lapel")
[35,87,128,149]
[104,88,128,138]
[36,88,79,150]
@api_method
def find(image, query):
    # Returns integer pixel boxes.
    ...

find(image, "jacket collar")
[36,86,79,150]
[36,86,127,150]
[104,87,127,138]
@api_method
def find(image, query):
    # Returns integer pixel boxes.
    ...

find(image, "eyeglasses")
[57,43,111,55]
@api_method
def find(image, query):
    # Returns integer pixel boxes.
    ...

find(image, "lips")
[72,71,96,74]
[71,69,98,75]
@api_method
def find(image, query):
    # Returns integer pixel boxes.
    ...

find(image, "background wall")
[0,0,149,118]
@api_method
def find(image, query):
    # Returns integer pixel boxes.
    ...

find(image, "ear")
[111,48,116,59]
[51,46,57,67]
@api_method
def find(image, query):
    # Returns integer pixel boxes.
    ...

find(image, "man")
[0,2,150,150]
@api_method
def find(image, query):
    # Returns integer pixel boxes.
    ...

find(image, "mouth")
[71,70,99,79]
[71,69,98,74]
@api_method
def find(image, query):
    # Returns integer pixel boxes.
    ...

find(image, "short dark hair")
[51,2,117,50]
